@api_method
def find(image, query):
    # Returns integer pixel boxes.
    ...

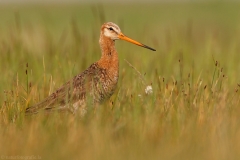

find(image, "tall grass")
[0,2,240,160]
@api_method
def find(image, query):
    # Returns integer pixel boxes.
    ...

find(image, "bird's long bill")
[119,33,156,51]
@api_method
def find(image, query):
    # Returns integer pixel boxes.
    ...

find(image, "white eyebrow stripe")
[108,26,120,34]
[106,23,121,32]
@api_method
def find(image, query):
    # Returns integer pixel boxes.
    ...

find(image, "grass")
[1,2,240,160]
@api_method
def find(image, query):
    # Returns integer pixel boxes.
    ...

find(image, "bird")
[25,22,156,115]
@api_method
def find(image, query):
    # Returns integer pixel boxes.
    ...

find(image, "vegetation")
[1,2,240,160]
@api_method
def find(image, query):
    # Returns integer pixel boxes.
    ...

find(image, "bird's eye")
[108,27,113,31]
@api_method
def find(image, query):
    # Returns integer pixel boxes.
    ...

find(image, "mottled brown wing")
[25,63,100,115]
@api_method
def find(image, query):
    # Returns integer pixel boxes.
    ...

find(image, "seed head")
[145,85,153,95]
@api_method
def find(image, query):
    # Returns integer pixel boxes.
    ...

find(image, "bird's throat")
[97,36,119,80]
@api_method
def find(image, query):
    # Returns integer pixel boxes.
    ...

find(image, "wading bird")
[25,22,156,115]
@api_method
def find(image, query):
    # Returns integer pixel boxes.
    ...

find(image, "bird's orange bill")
[119,33,156,51]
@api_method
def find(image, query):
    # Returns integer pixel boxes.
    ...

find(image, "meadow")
[1,2,240,160]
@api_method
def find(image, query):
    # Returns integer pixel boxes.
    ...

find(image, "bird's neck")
[97,35,119,74]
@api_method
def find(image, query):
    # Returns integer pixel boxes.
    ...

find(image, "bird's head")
[101,22,156,51]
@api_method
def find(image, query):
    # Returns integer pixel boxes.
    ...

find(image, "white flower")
[145,85,153,95]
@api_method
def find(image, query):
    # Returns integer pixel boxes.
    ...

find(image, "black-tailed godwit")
[25,22,156,115]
